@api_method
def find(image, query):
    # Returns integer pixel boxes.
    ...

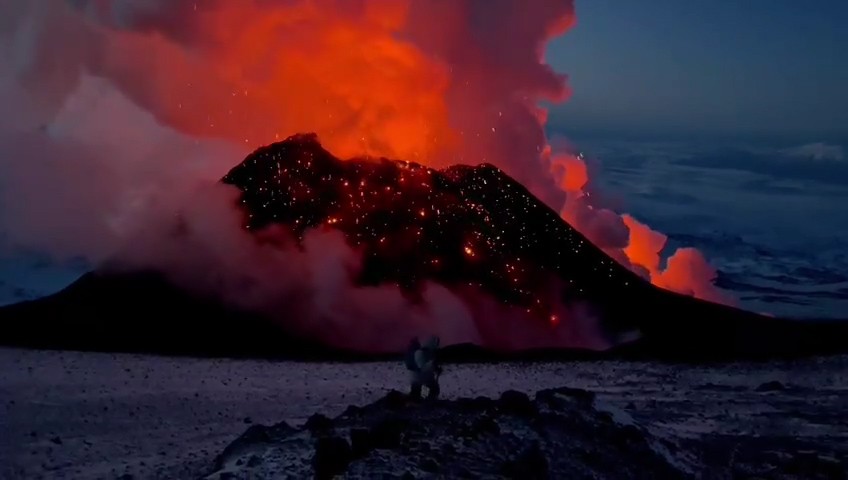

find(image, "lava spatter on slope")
[222,133,647,325]
[1,132,841,358]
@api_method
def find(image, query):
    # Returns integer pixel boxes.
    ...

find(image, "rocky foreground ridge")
[205,387,845,480]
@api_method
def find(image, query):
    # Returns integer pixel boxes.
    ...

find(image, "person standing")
[404,336,441,401]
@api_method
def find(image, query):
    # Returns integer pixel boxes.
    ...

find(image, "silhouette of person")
[404,335,441,400]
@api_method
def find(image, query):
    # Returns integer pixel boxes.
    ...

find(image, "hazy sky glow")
[547,0,848,141]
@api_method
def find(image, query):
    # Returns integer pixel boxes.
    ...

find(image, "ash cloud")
[0,0,724,351]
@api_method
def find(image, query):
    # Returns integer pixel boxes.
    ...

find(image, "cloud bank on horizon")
[781,143,844,162]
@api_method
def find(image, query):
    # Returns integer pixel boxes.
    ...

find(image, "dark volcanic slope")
[1,133,847,360]
[221,134,848,359]
[223,133,647,326]
[0,271,341,359]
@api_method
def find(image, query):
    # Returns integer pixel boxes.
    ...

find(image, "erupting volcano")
[223,133,642,327]
[2,0,848,361]
[3,132,848,360]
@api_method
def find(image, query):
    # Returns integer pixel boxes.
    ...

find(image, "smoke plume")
[0,0,729,352]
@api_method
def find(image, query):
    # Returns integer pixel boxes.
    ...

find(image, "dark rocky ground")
[206,387,846,480]
[3,349,847,479]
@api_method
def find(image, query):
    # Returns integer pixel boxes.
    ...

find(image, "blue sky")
[546,0,848,142]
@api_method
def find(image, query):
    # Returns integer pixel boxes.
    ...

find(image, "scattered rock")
[233,425,271,444]
[611,424,645,449]
[381,390,409,410]
[455,396,494,412]
[784,451,846,479]
[755,381,786,392]
[242,417,253,424]
[501,441,548,479]
[349,428,372,457]
[313,436,352,479]
[421,457,440,473]
[305,413,334,432]
[470,415,500,436]
[369,417,406,449]
[498,390,536,416]
[50,436,63,445]
[212,422,294,470]
[342,405,362,418]
[456,466,474,478]
[542,386,596,405]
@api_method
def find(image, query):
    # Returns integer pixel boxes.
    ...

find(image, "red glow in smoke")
[553,153,731,305]
[50,0,727,304]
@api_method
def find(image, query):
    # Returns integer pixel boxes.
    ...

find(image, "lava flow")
[223,133,651,327]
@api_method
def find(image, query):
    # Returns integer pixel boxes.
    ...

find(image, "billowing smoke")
[0,0,728,352]
[550,150,730,305]
[109,178,611,353]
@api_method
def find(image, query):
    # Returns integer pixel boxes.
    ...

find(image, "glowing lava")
[223,133,652,325]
